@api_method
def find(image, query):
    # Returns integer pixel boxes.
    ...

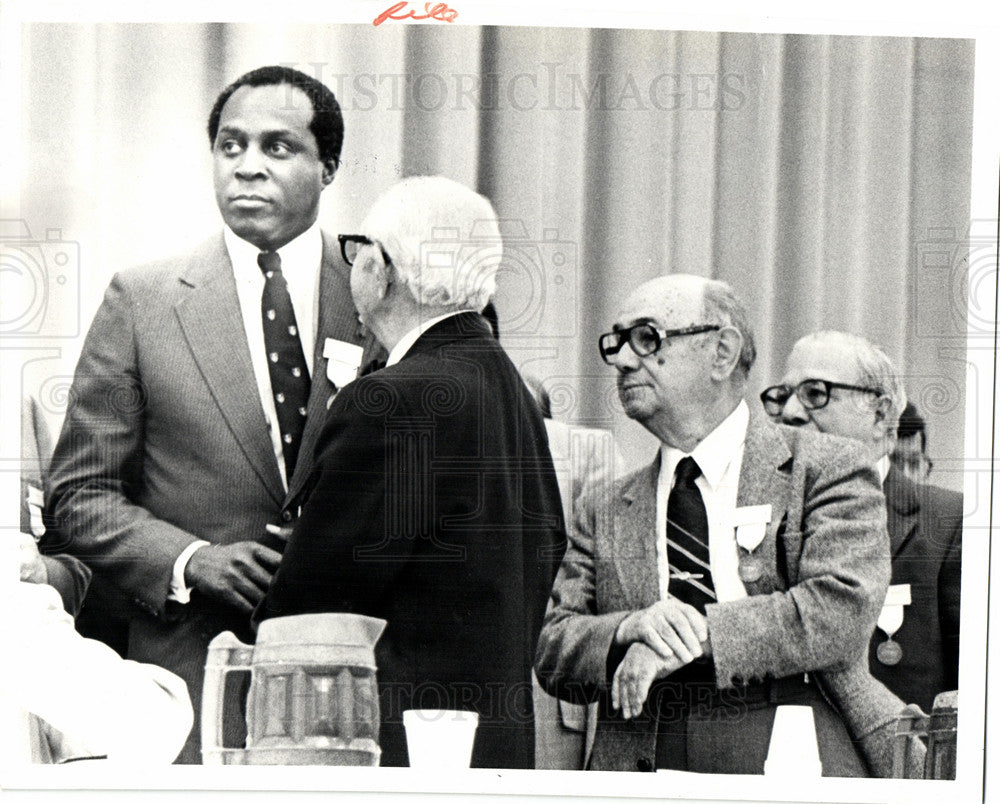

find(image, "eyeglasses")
[338,234,391,266]
[598,323,720,365]
[759,379,882,416]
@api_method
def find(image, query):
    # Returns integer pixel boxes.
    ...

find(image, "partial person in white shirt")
[2,537,192,765]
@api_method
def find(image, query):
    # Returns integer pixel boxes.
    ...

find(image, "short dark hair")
[207,65,344,168]
[896,401,927,449]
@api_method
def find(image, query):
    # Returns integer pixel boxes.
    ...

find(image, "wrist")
[614,613,634,645]
[181,543,211,588]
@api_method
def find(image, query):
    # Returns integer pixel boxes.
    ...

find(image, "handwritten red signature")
[373,1,458,26]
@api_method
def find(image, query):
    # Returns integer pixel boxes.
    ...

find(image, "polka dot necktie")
[258,251,310,480]
[666,456,716,612]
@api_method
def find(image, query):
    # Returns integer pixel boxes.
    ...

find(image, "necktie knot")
[675,456,701,485]
[257,251,281,276]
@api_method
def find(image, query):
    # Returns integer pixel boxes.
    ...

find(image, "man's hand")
[611,642,683,719]
[614,599,708,664]
[18,532,48,585]
[184,542,282,614]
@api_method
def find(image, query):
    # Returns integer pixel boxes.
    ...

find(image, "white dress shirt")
[169,223,323,603]
[876,454,891,483]
[226,221,321,486]
[655,400,751,604]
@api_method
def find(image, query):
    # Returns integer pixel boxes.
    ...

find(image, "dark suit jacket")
[536,416,899,774]
[869,467,962,711]
[45,231,377,763]
[256,312,567,769]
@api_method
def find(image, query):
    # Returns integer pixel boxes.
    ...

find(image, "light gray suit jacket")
[46,231,379,762]
[536,415,916,775]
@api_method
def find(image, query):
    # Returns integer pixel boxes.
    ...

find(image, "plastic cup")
[403,709,479,769]
[764,705,823,777]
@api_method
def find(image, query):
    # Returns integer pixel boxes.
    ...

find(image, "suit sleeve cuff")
[168,541,211,603]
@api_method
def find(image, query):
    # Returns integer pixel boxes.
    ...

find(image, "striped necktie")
[666,456,716,611]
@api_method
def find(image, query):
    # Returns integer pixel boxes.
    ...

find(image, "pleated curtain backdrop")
[17,23,974,489]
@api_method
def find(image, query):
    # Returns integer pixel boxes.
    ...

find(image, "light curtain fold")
[16,23,973,488]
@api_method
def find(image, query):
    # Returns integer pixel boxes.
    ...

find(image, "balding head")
[605,274,755,450]
[772,330,906,460]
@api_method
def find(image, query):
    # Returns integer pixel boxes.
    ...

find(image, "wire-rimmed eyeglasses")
[598,323,720,365]
[759,379,882,416]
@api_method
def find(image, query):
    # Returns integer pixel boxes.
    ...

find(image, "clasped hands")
[611,599,711,719]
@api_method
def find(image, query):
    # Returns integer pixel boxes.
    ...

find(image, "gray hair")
[797,331,908,430]
[702,279,757,376]
[361,175,503,312]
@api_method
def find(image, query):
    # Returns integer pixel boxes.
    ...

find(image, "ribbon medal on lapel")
[731,504,771,584]
[876,584,911,665]
[323,338,364,390]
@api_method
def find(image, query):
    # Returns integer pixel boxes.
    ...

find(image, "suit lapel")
[735,417,793,594]
[286,232,373,501]
[615,461,661,610]
[884,466,919,558]
[174,235,285,505]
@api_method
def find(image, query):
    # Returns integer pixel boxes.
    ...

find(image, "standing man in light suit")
[765,331,962,713]
[536,274,913,775]
[46,65,379,763]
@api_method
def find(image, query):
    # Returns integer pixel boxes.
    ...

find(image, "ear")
[321,160,337,186]
[873,395,893,428]
[711,326,743,380]
[372,252,394,300]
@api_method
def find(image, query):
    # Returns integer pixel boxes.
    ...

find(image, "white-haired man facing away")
[256,176,566,769]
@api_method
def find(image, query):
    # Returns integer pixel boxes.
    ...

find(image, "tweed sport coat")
[536,415,914,775]
[45,232,380,762]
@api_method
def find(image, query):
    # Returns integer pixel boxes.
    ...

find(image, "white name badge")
[877,585,911,635]
[884,583,912,607]
[732,504,772,552]
[323,338,364,388]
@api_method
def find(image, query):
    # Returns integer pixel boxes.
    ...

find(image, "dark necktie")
[258,251,310,480]
[666,456,716,612]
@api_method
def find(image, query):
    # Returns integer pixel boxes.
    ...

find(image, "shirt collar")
[660,399,750,490]
[386,310,468,367]
[223,220,322,284]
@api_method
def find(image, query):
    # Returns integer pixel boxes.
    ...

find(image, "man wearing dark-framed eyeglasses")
[536,274,915,777]
[598,323,720,364]
[770,331,962,717]
[337,233,392,268]
[760,378,883,423]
